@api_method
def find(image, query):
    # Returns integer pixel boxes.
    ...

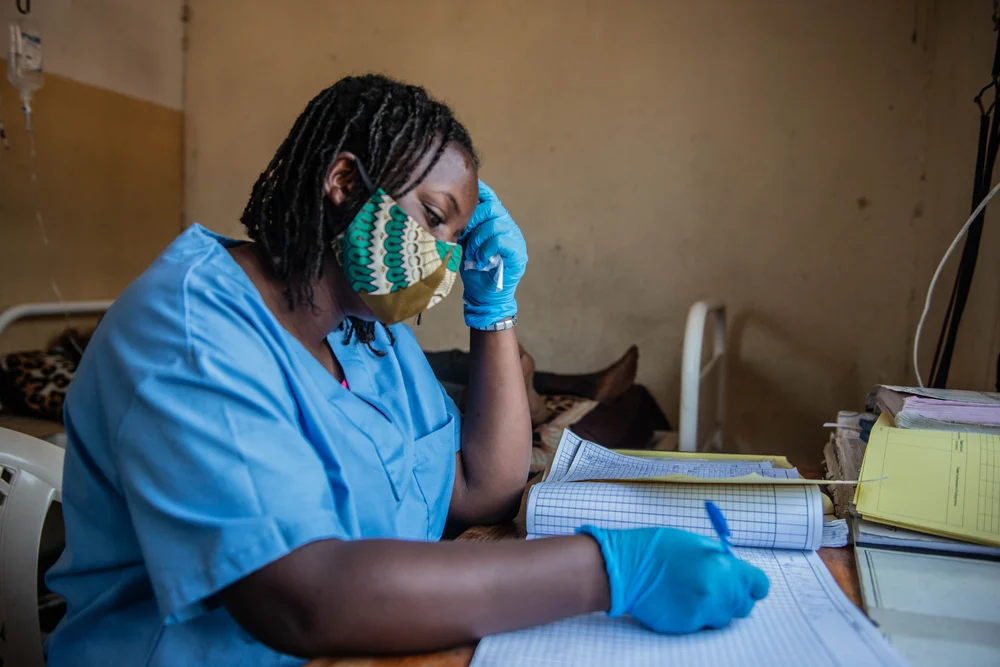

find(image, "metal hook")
[16,0,30,15]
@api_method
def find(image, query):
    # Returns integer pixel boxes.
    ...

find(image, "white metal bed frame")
[678,300,726,453]
[0,301,114,340]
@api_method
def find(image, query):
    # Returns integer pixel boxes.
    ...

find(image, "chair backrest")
[678,301,726,453]
[0,428,64,667]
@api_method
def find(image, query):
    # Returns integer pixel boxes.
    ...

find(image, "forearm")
[454,328,533,522]
[226,535,610,657]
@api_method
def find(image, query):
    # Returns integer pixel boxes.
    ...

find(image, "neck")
[281,254,353,345]
[236,245,353,348]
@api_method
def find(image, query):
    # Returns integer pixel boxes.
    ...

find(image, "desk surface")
[308,463,860,667]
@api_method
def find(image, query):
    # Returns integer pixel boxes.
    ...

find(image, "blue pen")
[705,500,732,555]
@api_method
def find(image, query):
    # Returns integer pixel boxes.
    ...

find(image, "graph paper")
[547,430,586,481]
[470,549,909,667]
[526,480,823,550]
[560,438,801,482]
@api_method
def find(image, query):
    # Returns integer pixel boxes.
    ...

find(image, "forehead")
[406,144,478,213]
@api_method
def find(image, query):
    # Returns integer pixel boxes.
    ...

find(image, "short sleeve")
[114,331,347,624]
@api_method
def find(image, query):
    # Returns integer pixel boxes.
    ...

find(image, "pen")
[705,500,732,555]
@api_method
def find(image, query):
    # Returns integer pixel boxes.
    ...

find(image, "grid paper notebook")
[559,438,801,482]
[527,432,824,550]
[470,549,909,667]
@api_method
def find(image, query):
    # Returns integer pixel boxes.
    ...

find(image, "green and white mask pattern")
[335,186,462,326]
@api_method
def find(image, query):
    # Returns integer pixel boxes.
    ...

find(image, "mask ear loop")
[353,157,377,194]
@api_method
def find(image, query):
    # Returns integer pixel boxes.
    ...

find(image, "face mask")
[333,160,462,326]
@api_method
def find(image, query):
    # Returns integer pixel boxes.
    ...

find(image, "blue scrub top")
[45,224,462,666]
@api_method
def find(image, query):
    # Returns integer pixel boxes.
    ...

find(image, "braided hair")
[241,74,479,353]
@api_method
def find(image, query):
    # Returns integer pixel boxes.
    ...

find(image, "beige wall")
[920,0,1000,392]
[0,0,184,109]
[0,1,184,353]
[184,0,1000,456]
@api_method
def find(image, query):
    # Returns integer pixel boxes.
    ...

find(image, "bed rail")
[678,300,726,453]
[0,301,114,339]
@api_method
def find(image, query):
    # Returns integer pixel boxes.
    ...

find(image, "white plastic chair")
[678,300,726,452]
[0,428,64,667]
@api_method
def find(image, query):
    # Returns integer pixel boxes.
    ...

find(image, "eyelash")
[423,204,444,227]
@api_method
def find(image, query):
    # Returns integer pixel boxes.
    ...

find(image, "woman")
[45,74,768,665]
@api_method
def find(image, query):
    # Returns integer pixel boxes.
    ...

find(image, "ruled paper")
[526,481,823,551]
[561,438,801,482]
[470,549,909,667]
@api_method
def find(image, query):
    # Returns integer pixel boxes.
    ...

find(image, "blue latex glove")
[579,525,770,634]
[460,181,528,329]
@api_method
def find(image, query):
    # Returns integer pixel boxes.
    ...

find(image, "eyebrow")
[437,191,460,217]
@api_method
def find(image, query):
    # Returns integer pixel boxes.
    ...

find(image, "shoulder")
[75,226,284,392]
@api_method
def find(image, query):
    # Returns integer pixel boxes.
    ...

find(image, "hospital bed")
[0,301,112,444]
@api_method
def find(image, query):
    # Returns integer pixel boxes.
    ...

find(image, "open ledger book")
[473,432,908,667]
[520,430,847,549]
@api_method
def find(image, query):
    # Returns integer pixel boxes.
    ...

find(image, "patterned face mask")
[333,160,462,326]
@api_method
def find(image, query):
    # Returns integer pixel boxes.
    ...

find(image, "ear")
[323,152,360,206]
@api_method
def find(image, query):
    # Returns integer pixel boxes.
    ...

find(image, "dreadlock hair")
[240,74,479,355]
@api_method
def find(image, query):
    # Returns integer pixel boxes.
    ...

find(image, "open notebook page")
[527,481,823,551]
[561,438,801,482]
[471,549,908,667]
[547,430,585,481]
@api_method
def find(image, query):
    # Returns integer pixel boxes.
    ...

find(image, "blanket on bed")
[0,329,91,422]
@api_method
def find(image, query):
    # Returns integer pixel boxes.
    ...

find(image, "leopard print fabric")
[0,328,92,422]
[0,351,76,421]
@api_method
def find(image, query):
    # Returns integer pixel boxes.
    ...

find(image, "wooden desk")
[309,462,861,667]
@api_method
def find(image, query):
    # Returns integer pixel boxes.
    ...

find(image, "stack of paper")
[872,385,1000,435]
[854,413,1000,548]
[822,516,849,547]
[853,518,1000,557]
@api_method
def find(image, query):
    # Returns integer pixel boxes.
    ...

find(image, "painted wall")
[0,0,184,109]
[0,1,184,352]
[184,0,1000,456]
[919,0,1000,393]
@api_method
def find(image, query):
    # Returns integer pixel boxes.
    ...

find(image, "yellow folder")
[854,413,1000,547]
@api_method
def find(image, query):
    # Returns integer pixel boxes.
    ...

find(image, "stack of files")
[855,413,1000,548]
[871,385,1000,435]
[853,518,1000,558]
[851,396,1000,665]
[473,431,907,667]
